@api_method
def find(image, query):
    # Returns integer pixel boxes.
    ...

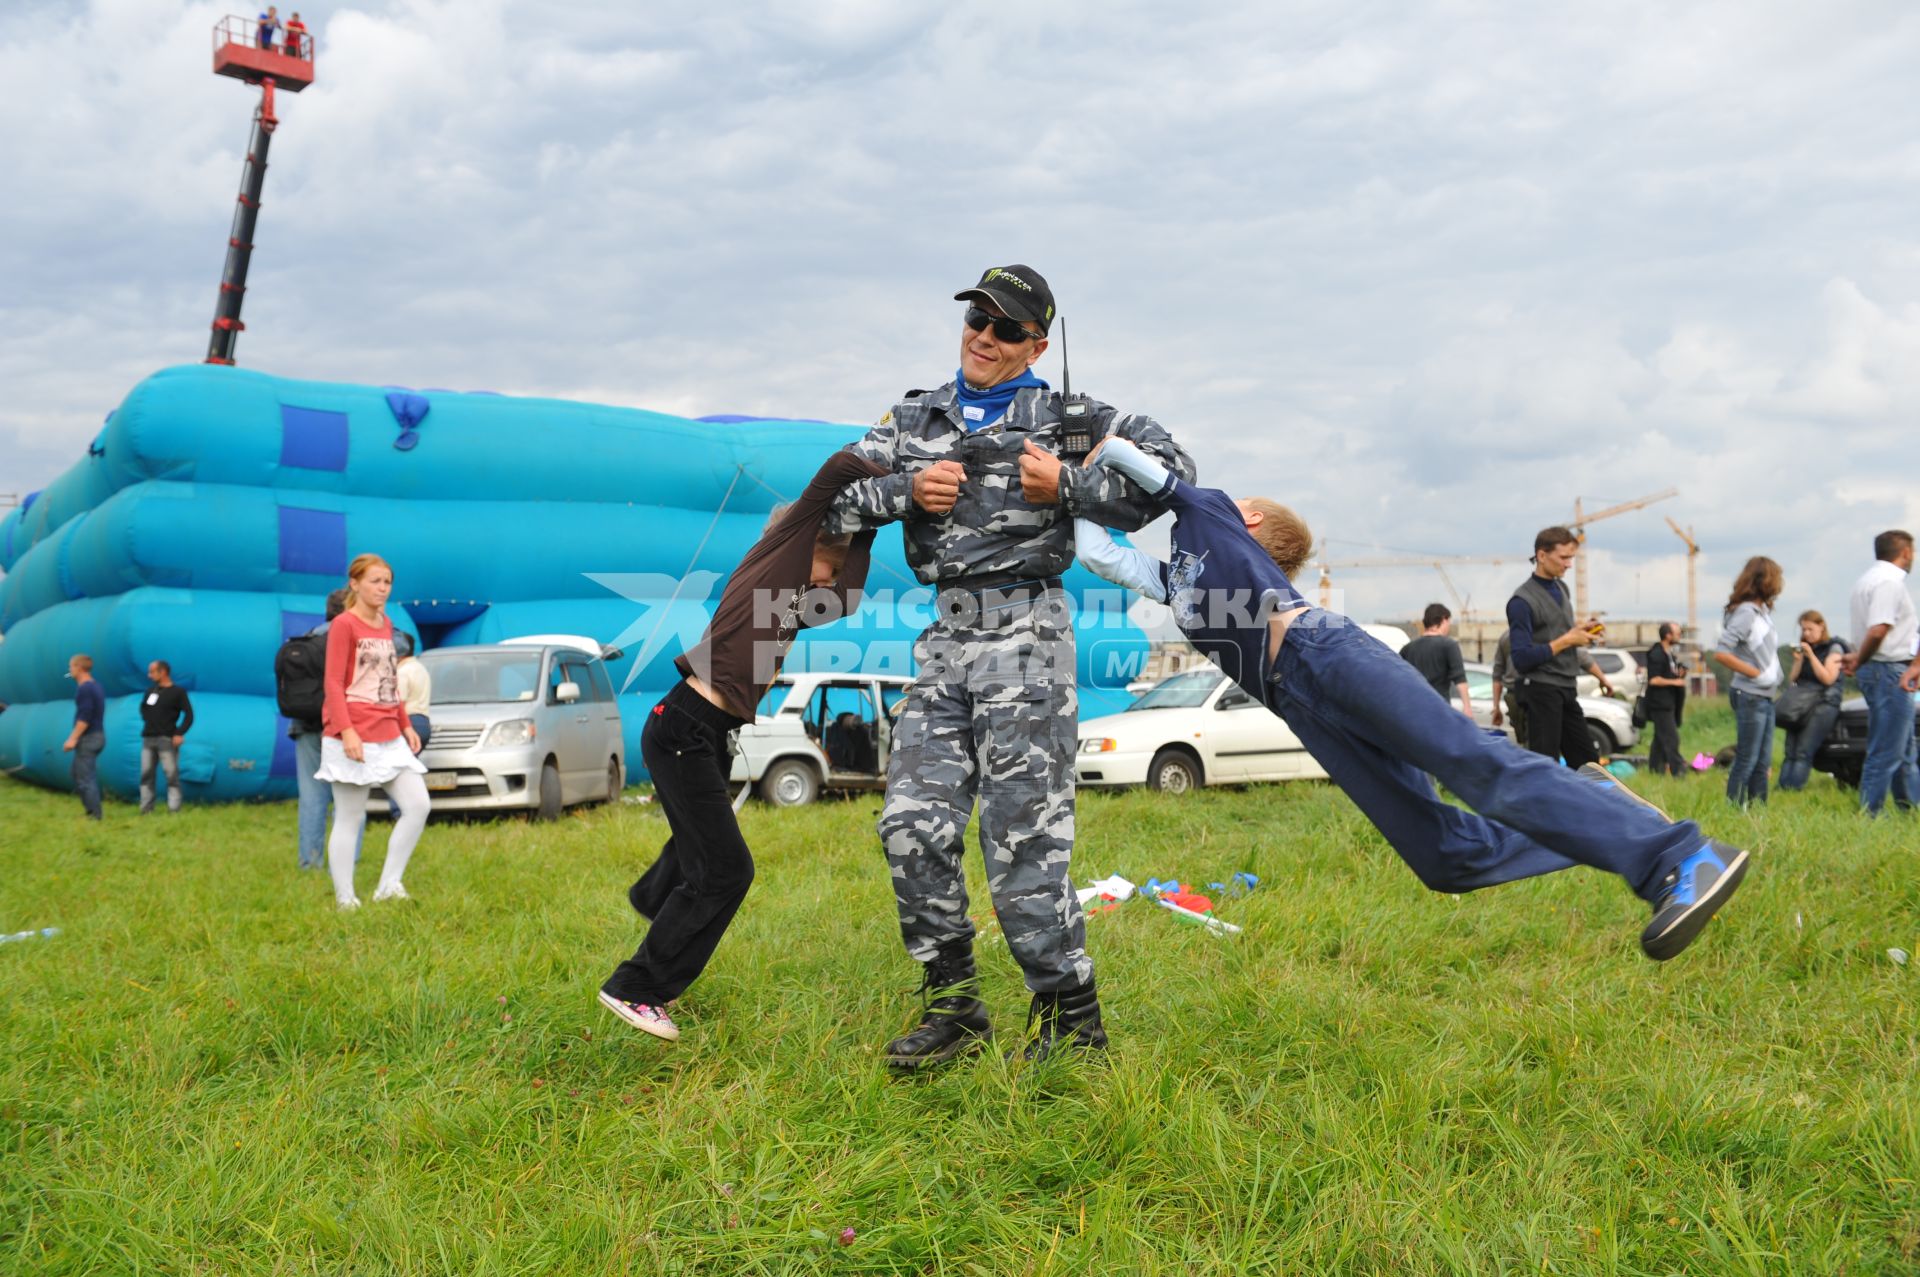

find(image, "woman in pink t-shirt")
[316,552,429,909]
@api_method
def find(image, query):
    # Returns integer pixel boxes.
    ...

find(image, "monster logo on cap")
[955,264,1056,334]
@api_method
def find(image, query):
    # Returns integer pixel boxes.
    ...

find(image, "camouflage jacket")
[824,382,1197,585]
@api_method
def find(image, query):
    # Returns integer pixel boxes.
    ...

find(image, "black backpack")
[275,631,328,725]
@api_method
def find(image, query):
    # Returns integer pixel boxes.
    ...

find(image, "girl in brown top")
[598,451,885,1041]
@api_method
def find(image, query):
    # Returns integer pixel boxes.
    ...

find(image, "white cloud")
[3,0,1919,637]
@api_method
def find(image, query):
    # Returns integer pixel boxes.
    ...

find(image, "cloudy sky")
[3,0,1916,633]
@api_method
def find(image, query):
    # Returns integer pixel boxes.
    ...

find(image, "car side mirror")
[556,681,581,704]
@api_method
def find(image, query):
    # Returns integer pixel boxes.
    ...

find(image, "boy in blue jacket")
[1062,437,1747,960]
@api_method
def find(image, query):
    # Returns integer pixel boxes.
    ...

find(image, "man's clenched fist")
[1019,439,1063,504]
[913,460,966,514]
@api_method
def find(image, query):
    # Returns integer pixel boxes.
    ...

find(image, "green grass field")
[3,702,1917,1275]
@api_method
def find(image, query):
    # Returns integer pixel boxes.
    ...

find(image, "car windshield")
[418,650,542,705]
[1128,670,1224,710]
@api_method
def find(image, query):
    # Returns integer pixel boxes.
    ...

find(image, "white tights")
[328,772,430,904]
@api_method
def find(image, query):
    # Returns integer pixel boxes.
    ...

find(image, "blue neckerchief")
[953,368,1049,430]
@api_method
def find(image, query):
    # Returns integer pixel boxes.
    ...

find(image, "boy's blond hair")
[1245,498,1313,579]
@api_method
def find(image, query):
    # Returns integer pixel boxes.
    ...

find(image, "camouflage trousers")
[878,585,1092,993]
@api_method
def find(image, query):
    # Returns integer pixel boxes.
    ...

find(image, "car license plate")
[425,772,458,791]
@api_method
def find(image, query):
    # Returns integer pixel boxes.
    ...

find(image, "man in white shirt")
[1841,530,1920,814]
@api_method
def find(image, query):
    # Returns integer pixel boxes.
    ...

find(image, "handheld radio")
[1055,316,1095,458]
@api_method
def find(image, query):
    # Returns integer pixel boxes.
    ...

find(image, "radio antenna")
[1054,315,1093,453]
[1058,316,1071,400]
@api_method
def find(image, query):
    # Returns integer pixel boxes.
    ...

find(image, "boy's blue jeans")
[1265,612,1702,903]
[1856,661,1919,815]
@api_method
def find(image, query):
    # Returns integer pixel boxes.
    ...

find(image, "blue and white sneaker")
[1641,842,1749,961]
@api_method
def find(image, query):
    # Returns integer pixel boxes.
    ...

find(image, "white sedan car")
[1076,629,1642,795]
[1076,623,1411,793]
[1578,647,1646,701]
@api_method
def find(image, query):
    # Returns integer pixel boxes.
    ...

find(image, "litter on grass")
[1158,898,1242,935]
[0,927,60,945]
[1890,948,1909,967]
[1075,874,1136,905]
[1078,874,1250,937]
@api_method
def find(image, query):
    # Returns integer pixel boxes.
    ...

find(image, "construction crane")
[1569,488,1677,619]
[1665,517,1699,642]
[205,15,316,365]
[1317,553,1518,618]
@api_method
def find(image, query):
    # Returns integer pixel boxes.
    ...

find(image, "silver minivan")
[370,638,625,820]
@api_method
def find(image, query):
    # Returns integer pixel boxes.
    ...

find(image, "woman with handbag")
[1778,610,1850,791]
[1712,557,1786,807]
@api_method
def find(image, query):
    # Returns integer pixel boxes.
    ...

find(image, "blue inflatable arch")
[0,366,1150,801]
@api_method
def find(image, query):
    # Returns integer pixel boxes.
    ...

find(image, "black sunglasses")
[964,305,1042,344]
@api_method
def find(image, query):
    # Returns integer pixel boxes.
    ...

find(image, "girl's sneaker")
[597,990,680,1041]
[337,896,362,911]
[372,882,411,902]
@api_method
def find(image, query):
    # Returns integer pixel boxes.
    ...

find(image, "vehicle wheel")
[1147,748,1202,794]
[603,758,623,805]
[759,759,819,807]
[1584,721,1613,760]
[534,759,563,821]
[1835,761,1862,790]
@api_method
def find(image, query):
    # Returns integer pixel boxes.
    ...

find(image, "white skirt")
[315,734,428,787]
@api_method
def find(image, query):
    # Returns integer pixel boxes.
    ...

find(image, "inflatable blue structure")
[0,366,1149,802]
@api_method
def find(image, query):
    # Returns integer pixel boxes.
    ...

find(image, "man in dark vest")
[1506,526,1615,764]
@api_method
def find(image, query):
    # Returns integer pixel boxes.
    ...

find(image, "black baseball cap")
[954,264,1055,335]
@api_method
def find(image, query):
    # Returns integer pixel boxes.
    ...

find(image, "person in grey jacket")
[827,264,1195,1068]
[1712,556,1785,807]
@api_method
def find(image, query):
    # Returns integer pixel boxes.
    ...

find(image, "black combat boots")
[883,949,992,1070]
[1019,978,1109,1063]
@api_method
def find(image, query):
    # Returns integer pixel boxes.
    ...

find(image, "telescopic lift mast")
[205,15,315,365]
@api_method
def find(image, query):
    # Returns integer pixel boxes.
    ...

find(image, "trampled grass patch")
[3,703,1917,1274]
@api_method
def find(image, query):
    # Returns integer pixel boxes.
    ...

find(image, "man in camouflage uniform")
[827,265,1195,1067]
